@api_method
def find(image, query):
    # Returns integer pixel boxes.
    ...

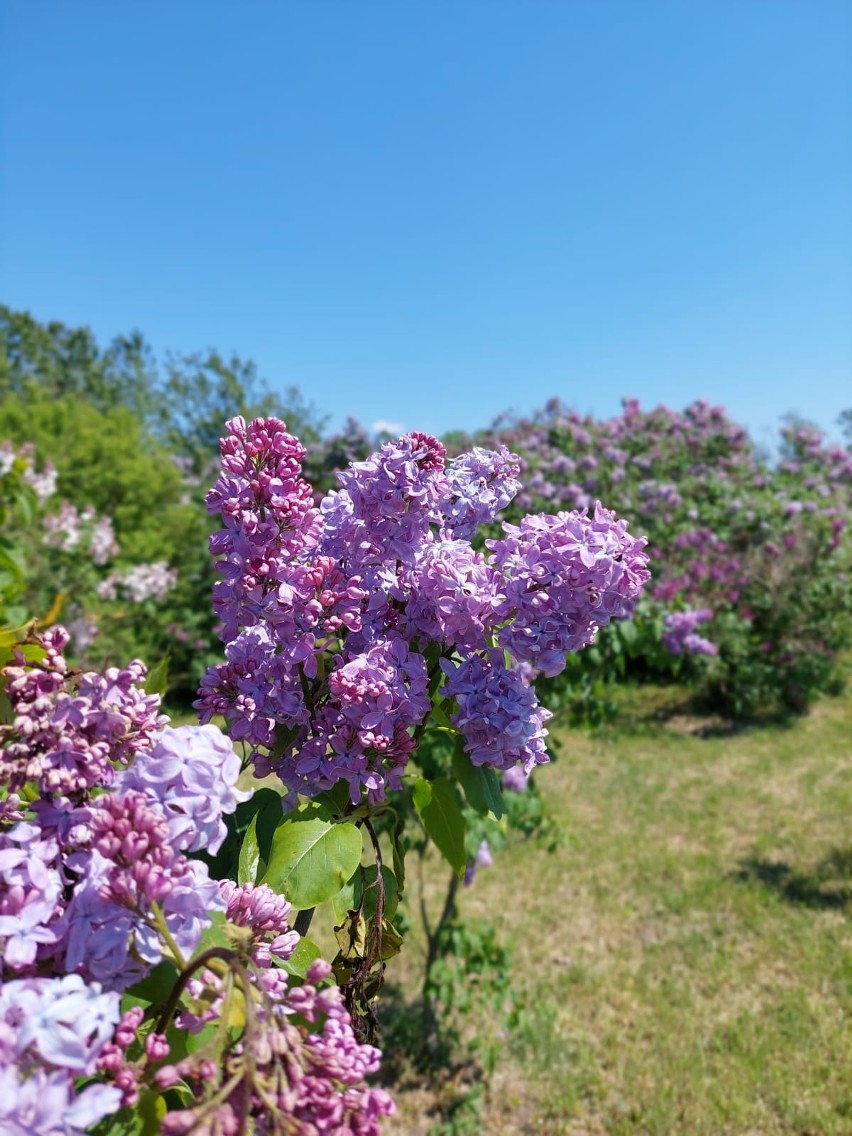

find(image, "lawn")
[381,682,852,1135]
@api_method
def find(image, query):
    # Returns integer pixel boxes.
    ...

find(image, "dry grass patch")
[381,683,852,1135]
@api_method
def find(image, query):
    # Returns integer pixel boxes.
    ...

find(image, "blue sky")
[1,1,850,449]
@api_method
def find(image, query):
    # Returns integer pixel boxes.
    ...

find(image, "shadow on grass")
[375,981,480,1082]
[735,848,852,910]
[610,688,798,740]
[376,982,488,1133]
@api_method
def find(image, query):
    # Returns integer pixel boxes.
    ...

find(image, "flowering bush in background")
[471,398,852,716]
[0,438,183,673]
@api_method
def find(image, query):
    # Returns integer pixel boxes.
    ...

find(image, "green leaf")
[237,788,284,885]
[312,779,352,817]
[0,539,25,580]
[379,919,404,960]
[429,699,453,728]
[191,909,229,957]
[238,811,263,886]
[138,1089,168,1136]
[144,655,170,697]
[330,870,358,922]
[451,742,505,819]
[263,808,363,908]
[184,1018,221,1055]
[412,776,467,876]
[278,935,322,978]
[0,622,27,647]
[331,864,398,922]
[125,959,180,1006]
[0,683,12,725]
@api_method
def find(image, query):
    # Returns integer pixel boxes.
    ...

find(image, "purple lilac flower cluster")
[156,958,393,1135]
[488,505,651,676]
[43,502,120,565]
[197,417,649,799]
[0,974,123,1135]
[0,628,396,1134]
[661,609,718,657]
[0,631,236,994]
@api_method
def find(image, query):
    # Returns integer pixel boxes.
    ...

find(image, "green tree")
[162,349,326,474]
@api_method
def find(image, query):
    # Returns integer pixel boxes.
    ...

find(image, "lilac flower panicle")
[0,822,64,972]
[97,561,177,603]
[324,431,450,565]
[0,976,123,1135]
[219,880,299,966]
[199,419,649,806]
[441,649,552,774]
[1,974,120,1071]
[488,503,650,676]
[0,626,165,798]
[441,444,522,539]
[205,415,323,641]
[464,839,494,886]
[117,724,248,854]
[155,958,394,1134]
[402,539,504,651]
[662,609,718,656]
[501,764,531,793]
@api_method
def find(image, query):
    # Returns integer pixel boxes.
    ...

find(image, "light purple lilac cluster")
[0,625,165,798]
[662,609,718,657]
[197,417,649,800]
[0,974,123,1135]
[149,885,393,1133]
[43,502,120,565]
[0,628,395,1134]
[96,559,178,603]
[0,440,58,502]
[488,505,651,676]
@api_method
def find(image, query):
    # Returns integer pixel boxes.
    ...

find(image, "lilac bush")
[0,438,180,665]
[0,416,649,1132]
[474,398,852,716]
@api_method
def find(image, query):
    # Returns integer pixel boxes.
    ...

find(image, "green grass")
[385,683,852,1135]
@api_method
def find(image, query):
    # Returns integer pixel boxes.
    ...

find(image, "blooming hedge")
[473,399,852,716]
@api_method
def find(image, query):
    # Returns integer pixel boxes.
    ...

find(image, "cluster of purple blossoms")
[96,559,178,603]
[43,502,120,565]
[0,634,239,995]
[441,649,552,772]
[0,625,165,798]
[662,609,718,657]
[197,417,649,801]
[488,505,651,677]
[116,723,248,854]
[1,628,396,1134]
[0,974,122,1135]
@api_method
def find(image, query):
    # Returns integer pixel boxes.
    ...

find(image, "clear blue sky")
[1,1,850,448]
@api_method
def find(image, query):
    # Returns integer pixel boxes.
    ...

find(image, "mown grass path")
[387,684,852,1135]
